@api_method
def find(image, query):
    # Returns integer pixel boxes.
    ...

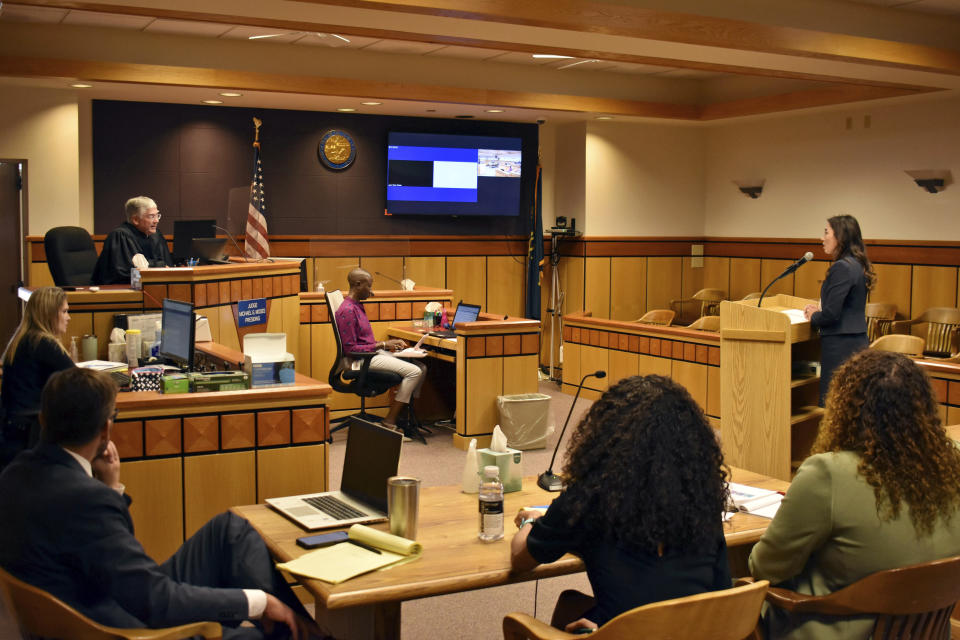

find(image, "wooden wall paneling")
[362,257,405,286]
[257,444,327,501]
[310,323,333,382]
[502,354,539,395]
[938,403,948,425]
[583,257,611,319]
[637,353,671,377]
[302,258,315,292]
[672,360,708,411]
[93,311,116,360]
[486,255,526,318]
[63,313,93,358]
[282,295,299,358]
[707,366,721,417]
[122,457,183,563]
[298,320,311,375]
[219,304,241,351]
[646,257,682,313]
[198,307,221,344]
[404,256,446,289]
[870,263,912,319]
[680,257,706,320]
[760,259,796,297]
[560,257,585,314]
[561,341,581,388]
[701,257,730,298]
[728,259,762,300]
[911,266,958,318]
[579,346,610,392]
[312,256,359,294]
[30,263,54,288]
[183,451,256,539]
[794,260,829,300]
[265,298,283,335]
[948,406,959,425]
[609,257,647,321]
[464,357,503,436]
[446,256,487,310]
[608,349,639,387]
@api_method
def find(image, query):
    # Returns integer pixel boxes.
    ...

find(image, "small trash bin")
[497,393,552,450]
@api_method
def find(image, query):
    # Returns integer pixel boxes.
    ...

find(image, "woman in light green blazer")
[749,349,960,640]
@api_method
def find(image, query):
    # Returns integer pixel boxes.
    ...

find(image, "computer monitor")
[172,219,216,265]
[159,298,196,371]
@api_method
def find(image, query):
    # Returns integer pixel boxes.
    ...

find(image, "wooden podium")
[720,294,823,481]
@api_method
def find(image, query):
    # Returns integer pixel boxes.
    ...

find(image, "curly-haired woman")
[510,375,732,633]
[749,349,960,640]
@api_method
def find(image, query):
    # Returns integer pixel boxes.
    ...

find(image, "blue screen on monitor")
[386,132,522,216]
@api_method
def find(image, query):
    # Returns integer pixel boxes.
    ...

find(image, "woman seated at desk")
[749,350,960,640]
[510,375,732,633]
[1,286,75,469]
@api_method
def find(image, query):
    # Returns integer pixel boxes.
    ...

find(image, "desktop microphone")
[757,251,814,307]
[537,370,607,492]
[212,224,250,263]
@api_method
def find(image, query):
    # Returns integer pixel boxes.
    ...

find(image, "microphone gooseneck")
[213,224,250,263]
[757,251,814,308]
[538,370,606,492]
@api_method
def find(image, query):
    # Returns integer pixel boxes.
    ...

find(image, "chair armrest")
[735,576,757,587]
[764,587,863,616]
[346,350,377,360]
[115,620,222,639]
[890,319,919,334]
[503,613,576,640]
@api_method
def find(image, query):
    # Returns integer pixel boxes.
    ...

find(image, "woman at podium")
[803,214,874,405]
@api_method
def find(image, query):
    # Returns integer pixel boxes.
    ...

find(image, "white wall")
[0,86,83,235]
[703,95,960,240]
[584,121,705,236]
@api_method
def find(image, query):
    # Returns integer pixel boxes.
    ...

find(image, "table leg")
[315,601,401,640]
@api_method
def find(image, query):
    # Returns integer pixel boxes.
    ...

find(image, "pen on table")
[348,539,381,554]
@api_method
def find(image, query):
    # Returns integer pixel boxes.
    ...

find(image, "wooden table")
[232,467,787,639]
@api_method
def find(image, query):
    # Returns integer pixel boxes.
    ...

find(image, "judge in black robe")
[92,196,173,285]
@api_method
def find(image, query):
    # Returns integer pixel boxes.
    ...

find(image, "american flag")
[246,119,270,260]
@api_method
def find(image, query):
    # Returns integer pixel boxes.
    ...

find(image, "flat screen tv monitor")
[159,298,195,371]
[386,132,522,216]
[173,219,216,264]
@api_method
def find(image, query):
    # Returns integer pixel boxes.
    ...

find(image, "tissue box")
[242,333,296,387]
[478,447,522,493]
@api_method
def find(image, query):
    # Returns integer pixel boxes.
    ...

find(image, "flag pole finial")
[252,117,262,148]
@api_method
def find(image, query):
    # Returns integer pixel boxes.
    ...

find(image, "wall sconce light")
[905,170,951,194]
[733,179,765,199]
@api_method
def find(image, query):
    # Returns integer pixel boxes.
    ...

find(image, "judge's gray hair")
[125,196,157,221]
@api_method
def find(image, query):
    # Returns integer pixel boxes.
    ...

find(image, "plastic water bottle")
[69,336,79,362]
[478,465,504,542]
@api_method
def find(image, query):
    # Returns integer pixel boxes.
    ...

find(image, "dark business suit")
[0,444,302,638]
[810,256,868,404]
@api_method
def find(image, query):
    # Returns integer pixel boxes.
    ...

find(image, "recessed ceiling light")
[219,92,242,97]
[595,115,614,120]
[71,83,92,88]
[485,109,504,113]
[532,54,573,59]
[202,100,223,104]
[361,101,382,106]
[337,108,356,112]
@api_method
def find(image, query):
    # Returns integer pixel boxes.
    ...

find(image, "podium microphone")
[537,370,606,492]
[213,224,249,263]
[757,251,813,307]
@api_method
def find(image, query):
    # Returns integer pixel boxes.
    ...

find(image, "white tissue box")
[242,333,296,388]
[478,448,522,493]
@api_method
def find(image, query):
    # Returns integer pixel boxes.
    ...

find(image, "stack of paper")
[277,524,422,584]
[727,482,784,519]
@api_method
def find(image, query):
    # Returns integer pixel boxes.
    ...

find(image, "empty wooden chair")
[753,555,960,640]
[892,307,960,358]
[688,315,720,332]
[865,302,898,342]
[870,334,924,356]
[503,580,768,640]
[670,288,726,322]
[0,566,221,640]
[634,309,675,326]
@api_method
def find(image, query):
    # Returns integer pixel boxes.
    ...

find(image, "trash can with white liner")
[496,393,552,450]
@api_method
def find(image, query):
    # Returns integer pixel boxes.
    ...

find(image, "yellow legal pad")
[277,524,422,584]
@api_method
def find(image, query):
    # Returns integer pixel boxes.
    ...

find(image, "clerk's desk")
[233,467,787,640]
[387,314,541,450]
[114,341,331,564]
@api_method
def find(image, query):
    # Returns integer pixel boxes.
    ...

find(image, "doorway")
[0,161,25,345]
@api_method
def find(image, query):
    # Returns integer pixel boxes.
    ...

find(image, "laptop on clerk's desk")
[429,302,481,339]
[265,416,402,530]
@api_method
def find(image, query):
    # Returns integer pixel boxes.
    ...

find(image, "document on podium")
[727,482,784,519]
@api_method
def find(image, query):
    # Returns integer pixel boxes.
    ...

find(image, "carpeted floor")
[325,379,595,640]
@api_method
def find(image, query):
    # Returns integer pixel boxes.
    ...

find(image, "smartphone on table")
[296,530,349,549]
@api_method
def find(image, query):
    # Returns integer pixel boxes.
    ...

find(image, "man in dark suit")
[0,367,322,639]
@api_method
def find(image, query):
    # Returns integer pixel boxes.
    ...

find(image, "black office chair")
[326,290,404,434]
[44,226,98,287]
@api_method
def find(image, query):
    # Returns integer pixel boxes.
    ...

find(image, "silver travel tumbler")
[387,476,420,540]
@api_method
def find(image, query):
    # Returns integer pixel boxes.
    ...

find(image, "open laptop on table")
[429,302,481,339]
[266,416,402,530]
